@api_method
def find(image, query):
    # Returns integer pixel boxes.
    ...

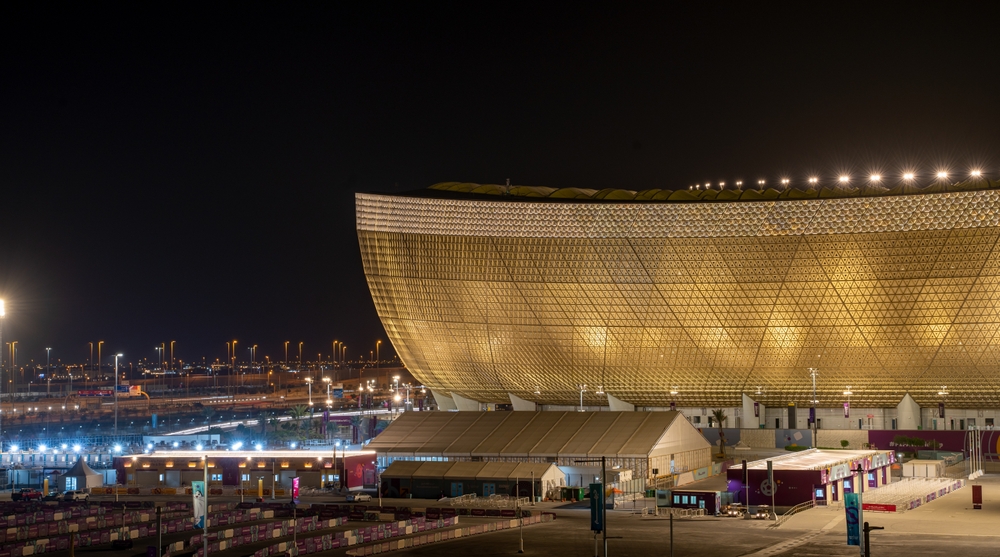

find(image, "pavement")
[19,473,1000,557]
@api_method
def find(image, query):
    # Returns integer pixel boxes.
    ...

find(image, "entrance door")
[450,482,463,497]
[483,483,495,496]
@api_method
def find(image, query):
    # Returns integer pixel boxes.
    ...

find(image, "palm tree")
[711,409,728,459]
[287,405,309,429]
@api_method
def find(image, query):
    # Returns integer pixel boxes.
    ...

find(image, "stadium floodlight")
[839,175,850,183]
[808,177,818,184]
[903,172,915,180]
[937,171,948,179]
[870,175,881,182]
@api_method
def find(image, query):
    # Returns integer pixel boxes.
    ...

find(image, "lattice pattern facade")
[357,190,1000,409]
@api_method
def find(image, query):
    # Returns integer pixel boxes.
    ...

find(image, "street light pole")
[0,300,5,452]
[809,368,819,448]
[114,354,123,435]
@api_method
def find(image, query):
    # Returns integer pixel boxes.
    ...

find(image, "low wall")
[816,429,868,449]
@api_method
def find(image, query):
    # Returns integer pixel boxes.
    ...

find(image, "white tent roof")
[369,411,709,459]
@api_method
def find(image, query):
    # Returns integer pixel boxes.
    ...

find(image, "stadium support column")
[743,394,763,428]
[509,393,537,411]
[607,393,634,412]
[430,390,457,411]
[896,393,921,430]
[451,392,483,411]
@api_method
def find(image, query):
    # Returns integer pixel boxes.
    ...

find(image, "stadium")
[357,176,1000,429]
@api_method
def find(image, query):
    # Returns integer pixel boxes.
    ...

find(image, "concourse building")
[112,449,377,491]
[357,179,1000,430]
[727,448,894,506]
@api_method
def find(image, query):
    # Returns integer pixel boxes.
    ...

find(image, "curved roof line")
[427,179,997,202]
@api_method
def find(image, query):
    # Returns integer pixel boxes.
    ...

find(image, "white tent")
[59,457,104,491]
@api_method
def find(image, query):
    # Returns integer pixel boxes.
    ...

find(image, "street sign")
[589,483,603,532]
[845,492,862,546]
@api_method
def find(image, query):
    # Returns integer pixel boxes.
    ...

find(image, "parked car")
[351,493,372,502]
[754,505,772,519]
[64,490,89,502]
[42,491,63,501]
[724,503,746,517]
[11,488,42,501]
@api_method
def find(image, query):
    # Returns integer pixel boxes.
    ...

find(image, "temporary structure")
[59,457,104,491]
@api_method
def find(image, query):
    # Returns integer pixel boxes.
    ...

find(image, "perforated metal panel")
[358,191,1000,408]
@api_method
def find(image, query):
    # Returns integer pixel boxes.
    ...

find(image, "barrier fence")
[859,478,966,513]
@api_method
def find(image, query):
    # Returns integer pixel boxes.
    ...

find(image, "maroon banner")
[862,503,896,512]
[844,402,850,418]
[866,430,967,453]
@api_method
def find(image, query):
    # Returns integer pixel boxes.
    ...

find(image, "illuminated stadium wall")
[357,183,1000,410]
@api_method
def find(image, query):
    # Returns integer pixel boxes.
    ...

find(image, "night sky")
[1,4,998,367]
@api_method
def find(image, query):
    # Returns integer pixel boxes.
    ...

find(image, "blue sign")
[333,388,344,399]
[845,492,862,546]
[590,483,603,532]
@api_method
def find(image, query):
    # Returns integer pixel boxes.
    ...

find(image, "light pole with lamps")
[577,384,586,412]
[298,342,303,367]
[305,377,313,406]
[114,354,123,435]
[284,341,289,364]
[0,300,5,451]
[231,340,238,395]
[809,368,819,447]
[46,348,51,391]
[10,341,17,395]
[375,340,381,383]
[170,340,175,370]
[96,341,103,382]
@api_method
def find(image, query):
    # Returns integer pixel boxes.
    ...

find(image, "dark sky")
[1,3,998,367]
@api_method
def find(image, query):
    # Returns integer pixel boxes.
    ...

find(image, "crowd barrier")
[861,478,965,513]
[91,486,289,497]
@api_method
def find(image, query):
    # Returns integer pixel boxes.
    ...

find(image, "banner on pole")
[589,483,604,532]
[845,492,862,546]
[753,402,759,417]
[844,402,850,418]
[292,476,300,502]
[938,402,945,418]
[192,481,206,530]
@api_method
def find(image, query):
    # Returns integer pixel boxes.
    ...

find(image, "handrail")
[769,499,815,528]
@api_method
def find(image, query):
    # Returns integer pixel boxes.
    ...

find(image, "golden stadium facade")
[357,180,1000,409]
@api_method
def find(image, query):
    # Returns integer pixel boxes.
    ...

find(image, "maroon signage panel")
[866,430,967,453]
[973,485,982,509]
